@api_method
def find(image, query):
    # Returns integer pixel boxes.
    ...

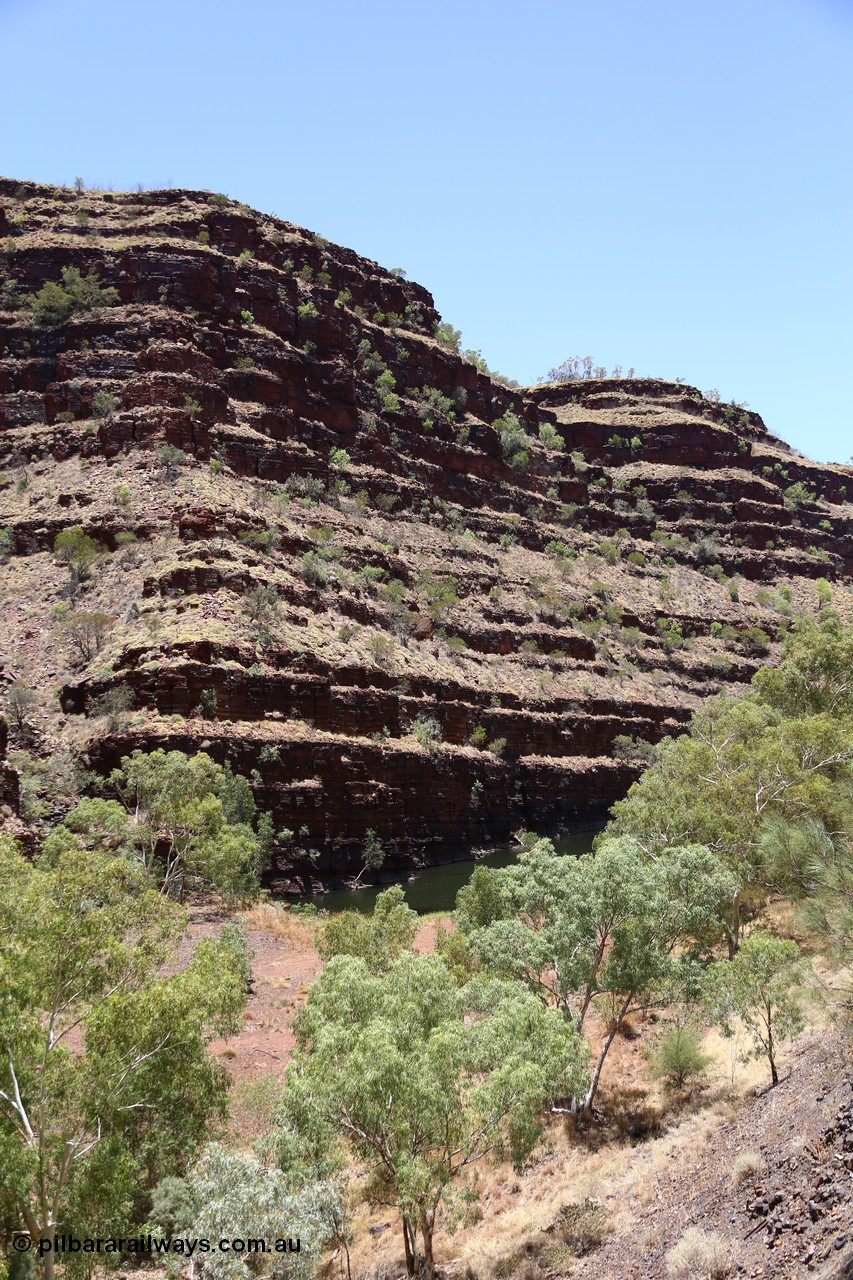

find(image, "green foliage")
[300,550,330,588]
[0,840,246,1262]
[493,411,532,470]
[149,1174,196,1235]
[416,386,455,423]
[415,570,459,620]
[759,811,853,1004]
[30,267,119,326]
[647,1024,710,1090]
[357,564,387,590]
[197,688,218,720]
[90,389,118,419]
[154,1144,338,1280]
[656,616,684,650]
[434,320,462,351]
[458,836,735,1111]
[815,576,833,609]
[609,614,853,950]
[53,525,103,584]
[156,443,189,479]
[375,368,400,413]
[319,885,417,970]
[362,828,385,872]
[783,481,818,508]
[611,734,655,766]
[455,865,513,932]
[88,683,134,730]
[278,949,587,1278]
[6,681,38,732]
[282,473,326,504]
[239,526,279,554]
[752,610,852,718]
[538,422,563,450]
[244,584,281,636]
[412,713,442,752]
[367,631,395,665]
[73,748,273,903]
[704,930,806,1086]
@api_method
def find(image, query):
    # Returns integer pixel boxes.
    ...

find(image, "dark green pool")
[309,830,599,915]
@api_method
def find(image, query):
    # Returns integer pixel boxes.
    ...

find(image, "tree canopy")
[0,837,248,1278]
[278,949,587,1279]
[45,749,272,904]
[607,610,853,945]
[458,835,735,1111]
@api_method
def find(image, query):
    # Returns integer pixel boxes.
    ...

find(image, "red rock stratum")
[1,178,850,885]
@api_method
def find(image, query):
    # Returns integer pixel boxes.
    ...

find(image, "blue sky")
[3,0,851,464]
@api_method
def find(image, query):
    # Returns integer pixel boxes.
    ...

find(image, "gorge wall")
[1,178,851,886]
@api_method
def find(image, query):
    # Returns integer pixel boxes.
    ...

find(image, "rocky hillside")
[1,177,851,885]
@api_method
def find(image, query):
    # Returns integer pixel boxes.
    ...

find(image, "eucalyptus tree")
[45,749,271,904]
[277,950,587,1279]
[458,836,735,1112]
[704,930,806,1087]
[0,837,247,1278]
[607,612,853,949]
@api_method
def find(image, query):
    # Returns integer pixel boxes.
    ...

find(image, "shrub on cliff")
[244,584,281,638]
[91,388,118,418]
[434,319,461,351]
[31,266,119,326]
[6,680,38,733]
[156,443,189,480]
[538,422,564,450]
[57,607,115,663]
[54,524,103,585]
[412,713,442,752]
[88,683,134,730]
[494,411,533,471]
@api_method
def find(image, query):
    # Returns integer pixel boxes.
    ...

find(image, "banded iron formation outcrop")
[1,178,851,886]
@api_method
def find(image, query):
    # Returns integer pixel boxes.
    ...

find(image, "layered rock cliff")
[1,178,850,885]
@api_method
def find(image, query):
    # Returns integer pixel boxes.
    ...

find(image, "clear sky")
[2,0,851,464]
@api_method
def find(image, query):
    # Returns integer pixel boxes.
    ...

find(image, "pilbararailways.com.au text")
[12,1234,301,1258]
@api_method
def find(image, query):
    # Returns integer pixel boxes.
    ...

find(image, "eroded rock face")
[1,178,851,880]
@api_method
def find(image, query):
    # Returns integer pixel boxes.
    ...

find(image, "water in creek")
[308,829,599,916]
